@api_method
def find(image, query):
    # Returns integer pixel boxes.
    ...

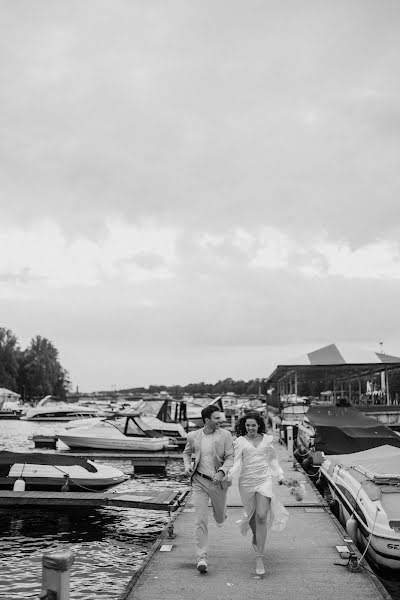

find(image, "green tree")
[19,336,71,401]
[0,327,20,391]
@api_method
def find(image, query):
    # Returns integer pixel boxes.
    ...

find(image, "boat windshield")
[188,397,214,408]
[138,400,164,417]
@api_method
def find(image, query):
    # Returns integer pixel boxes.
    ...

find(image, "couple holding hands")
[183,405,289,576]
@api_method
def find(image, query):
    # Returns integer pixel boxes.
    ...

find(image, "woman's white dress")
[231,434,289,535]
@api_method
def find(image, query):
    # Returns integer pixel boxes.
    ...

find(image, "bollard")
[40,550,74,600]
[287,425,294,460]
[167,523,176,538]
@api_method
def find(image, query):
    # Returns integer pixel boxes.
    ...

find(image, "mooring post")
[39,550,74,600]
[287,425,294,460]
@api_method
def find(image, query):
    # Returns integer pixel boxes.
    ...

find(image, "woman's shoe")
[255,555,265,576]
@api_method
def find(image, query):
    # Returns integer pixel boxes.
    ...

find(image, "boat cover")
[0,451,97,472]
[306,405,400,454]
[324,445,400,523]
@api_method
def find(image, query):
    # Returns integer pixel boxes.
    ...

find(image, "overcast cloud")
[1,1,400,391]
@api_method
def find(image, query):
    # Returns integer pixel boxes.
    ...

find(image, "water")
[0,419,187,600]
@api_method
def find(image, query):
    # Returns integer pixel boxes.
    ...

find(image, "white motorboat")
[21,395,100,422]
[320,445,400,571]
[116,397,189,444]
[0,450,129,491]
[57,413,172,451]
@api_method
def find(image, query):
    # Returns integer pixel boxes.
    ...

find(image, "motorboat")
[320,445,400,571]
[21,395,101,422]
[0,400,23,419]
[57,413,172,451]
[118,397,189,445]
[296,404,400,455]
[0,450,129,491]
[0,390,23,419]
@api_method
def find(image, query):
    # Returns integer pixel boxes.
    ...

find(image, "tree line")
[120,377,266,397]
[0,327,70,401]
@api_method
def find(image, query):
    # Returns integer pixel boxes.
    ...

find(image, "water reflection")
[0,420,188,600]
[0,506,171,600]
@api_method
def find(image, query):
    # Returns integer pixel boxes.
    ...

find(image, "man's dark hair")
[201,404,220,423]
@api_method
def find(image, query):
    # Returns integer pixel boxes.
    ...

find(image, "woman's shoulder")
[233,435,245,447]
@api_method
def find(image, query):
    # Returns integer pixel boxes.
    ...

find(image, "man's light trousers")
[191,472,228,560]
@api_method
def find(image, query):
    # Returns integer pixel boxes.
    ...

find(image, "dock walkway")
[124,436,391,600]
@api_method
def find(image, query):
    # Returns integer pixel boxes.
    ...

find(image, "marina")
[0,384,400,599]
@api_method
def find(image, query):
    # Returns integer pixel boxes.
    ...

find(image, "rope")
[294,448,310,458]
[32,463,108,493]
[357,505,380,567]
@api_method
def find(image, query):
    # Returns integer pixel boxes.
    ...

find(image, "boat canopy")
[324,445,400,525]
[307,405,400,454]
[0,451,97,472]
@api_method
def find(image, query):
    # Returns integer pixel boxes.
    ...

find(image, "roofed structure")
[265,344,400,408]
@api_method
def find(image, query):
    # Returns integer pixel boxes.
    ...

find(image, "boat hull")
[58,434,170,452]
[324,479,400,571]
[0,476,127,491]
[0,461,129,491]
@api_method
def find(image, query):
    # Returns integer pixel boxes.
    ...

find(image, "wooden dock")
[122,436,392,600]
[0,488,190,512]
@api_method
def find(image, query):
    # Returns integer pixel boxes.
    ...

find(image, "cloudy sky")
[1,1,400,392]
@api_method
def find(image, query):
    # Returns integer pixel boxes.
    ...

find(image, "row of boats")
[0,394,239,495]
[273,401,400,573]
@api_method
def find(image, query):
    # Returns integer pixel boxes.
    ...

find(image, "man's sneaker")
[197,558,208,573]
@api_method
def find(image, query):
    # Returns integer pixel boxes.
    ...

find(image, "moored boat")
[57,413,172,451]
[0,450,129,491]
[320,445,400,571]
[21,395,101,422]
[296,404,400,455]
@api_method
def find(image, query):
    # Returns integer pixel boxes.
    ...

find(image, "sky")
[1,1,400,392]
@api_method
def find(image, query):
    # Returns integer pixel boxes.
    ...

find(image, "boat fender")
[310,451,324,466]
[302,456,319,476]
[329,499,340,518]
[345,516,358,543]
[13,478,26,491]
[315,476,325,494]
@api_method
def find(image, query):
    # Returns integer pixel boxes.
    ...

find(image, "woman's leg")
[254,493,271,555]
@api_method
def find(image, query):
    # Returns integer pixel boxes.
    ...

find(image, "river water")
[0,419,188,600]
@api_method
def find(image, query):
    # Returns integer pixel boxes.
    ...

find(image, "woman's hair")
[235,411,266,437]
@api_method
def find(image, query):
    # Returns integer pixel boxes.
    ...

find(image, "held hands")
[213,470,224,484]
[183,467,194,477]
